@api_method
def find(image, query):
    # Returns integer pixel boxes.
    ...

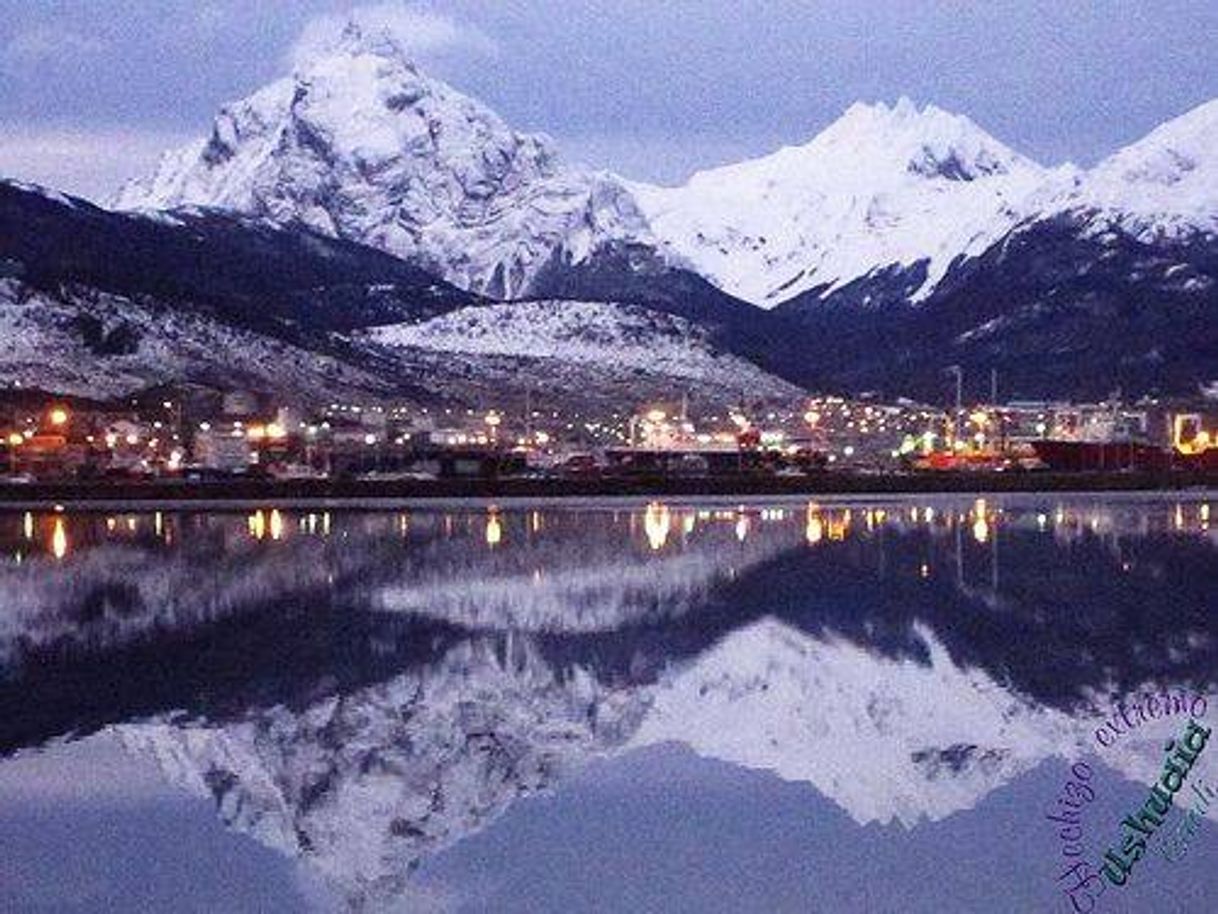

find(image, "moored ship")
[1031,410,1218,473]
[1030,405,1171,472]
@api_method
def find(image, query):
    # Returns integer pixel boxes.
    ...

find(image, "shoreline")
[1,470,1216,509]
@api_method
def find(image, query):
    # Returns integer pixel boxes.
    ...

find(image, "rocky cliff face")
[114,24,652,301]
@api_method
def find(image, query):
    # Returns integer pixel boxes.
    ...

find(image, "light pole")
[946,365,963,449]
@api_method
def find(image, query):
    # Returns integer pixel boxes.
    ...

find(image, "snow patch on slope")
[367,300,801,395]
[0,279,392,403]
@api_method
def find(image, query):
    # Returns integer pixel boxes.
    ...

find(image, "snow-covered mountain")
[114,23,650,301]
[1058,97,1218,240]
[631,99,1058,308]
[77,21,1218,399]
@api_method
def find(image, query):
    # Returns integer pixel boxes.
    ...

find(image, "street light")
[49,407,69,427]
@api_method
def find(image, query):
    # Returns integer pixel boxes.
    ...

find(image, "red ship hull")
[1175,449,1218,472]
[1031,439,1173,472]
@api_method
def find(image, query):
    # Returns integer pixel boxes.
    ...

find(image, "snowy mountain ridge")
[114,22,1218,317]
[1052,97,1218,240]
[632,98,1064,308]
[115,23,651,300]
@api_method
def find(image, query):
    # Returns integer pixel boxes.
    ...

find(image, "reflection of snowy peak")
[114,24,650,300]
[632,99,1053,307]
[633,618,1075,826]
[119,637,648,907]
[373,509,803,632]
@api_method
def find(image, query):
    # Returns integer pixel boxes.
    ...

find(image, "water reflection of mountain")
[702,504,1218,709]
[1,498,1217,906]
[118,635,650,907]
[0,507,801,752]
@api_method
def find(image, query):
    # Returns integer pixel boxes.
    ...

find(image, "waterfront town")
[2,384,1215,483]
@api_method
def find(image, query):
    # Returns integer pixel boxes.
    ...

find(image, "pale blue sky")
[1,0,1217,200]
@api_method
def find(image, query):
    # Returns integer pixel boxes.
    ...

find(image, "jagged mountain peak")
[113,38,648,300]
[825,97,1032,181]
[294,17,419,71]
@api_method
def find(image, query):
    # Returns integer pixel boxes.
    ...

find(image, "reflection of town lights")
[806,505,823,545]
[971,499,990,543]
[735,514,749,542]
[644,502,671,551]
[51,518,67,560]
[827,511,849,541]
[270,509,284,541]
[249,510,267,540]
[920,563,930,579]
[22,512,33,541]
[486,510,502,548]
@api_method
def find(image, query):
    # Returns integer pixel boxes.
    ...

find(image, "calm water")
[1,495,1217,913]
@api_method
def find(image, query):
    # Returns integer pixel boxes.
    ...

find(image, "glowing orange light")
[51,518,67,560]
[644,501,671,551]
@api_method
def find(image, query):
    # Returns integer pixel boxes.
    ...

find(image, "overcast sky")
[2,0,1217,201]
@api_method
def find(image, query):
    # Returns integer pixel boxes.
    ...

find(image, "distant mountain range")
[5,22,1218,404]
